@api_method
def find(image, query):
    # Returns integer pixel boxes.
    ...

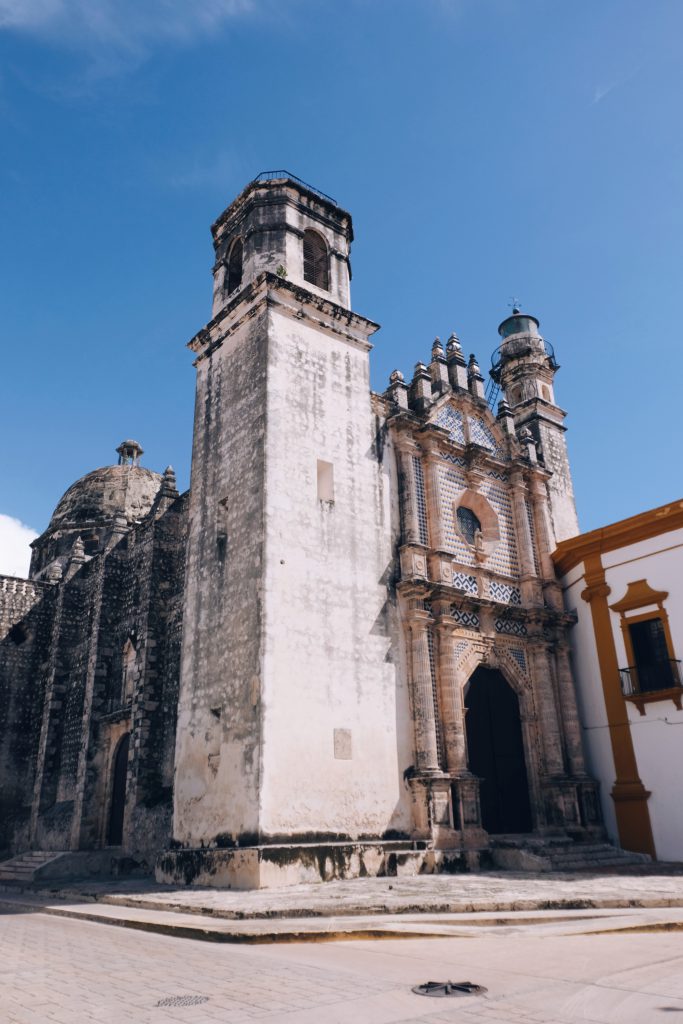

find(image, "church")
[0,172,645,888]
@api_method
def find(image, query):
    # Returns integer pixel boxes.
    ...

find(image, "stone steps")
[491,838,650,873]
[0,851,68,882]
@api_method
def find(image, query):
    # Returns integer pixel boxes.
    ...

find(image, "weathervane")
[508,296,522,314]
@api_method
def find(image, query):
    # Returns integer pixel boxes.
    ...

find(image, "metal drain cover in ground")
[156,996,210,1007]
[412,981,487,998]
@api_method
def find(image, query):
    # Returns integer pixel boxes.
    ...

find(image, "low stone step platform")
[491,837,650,873]
[155,840,463,890]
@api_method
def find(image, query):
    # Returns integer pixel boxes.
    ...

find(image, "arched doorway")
[107,733,130,846]
[465,667,532,834]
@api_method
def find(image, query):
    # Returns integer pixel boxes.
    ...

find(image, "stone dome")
[49,464,163,530]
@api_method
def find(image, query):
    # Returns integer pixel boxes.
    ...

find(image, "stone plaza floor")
[2,898,683,1024]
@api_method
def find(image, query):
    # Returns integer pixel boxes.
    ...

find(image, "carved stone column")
[396,440,421,547]
[527,635,565,776]
[407,611,441,774]
[527,475,556,581]
[435,621,467,773]
[422,441,444,552]
[555,640,587,777]
[508,469,537,586]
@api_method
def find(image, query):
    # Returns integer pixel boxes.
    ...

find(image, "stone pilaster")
[407,611,440,774]
[527,636,565,776]
[435,622,467,774]
[555,640,587,777]
[422,442,444,552]
[509,469,540,604]
[396,441,421,547]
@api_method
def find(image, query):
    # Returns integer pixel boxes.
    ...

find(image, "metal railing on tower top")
[250,170,337,206]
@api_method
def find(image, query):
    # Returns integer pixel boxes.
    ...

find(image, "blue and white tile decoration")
[435,406,465,444]
[413,456,429,546]
[488,581,522,605]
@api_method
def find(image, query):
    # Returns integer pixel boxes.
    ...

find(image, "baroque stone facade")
[0,173,605,886]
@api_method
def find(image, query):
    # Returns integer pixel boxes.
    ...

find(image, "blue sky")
[1,0,682,571]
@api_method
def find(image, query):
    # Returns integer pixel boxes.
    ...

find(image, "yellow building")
[554,500,683,861]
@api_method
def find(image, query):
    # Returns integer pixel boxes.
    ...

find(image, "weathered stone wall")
[173,296,269,847]
[0,491,186,861]
[0,577,55,852]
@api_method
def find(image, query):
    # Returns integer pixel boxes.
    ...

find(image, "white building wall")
[560,527,683,861]
[561,562,619,842]
[258,303,413,839]
[603,529,683,861]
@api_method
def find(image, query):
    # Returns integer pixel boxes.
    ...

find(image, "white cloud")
[0,514,38,579]
[0,0,255,54]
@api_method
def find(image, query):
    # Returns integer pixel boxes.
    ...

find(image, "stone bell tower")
[491,308,579,543]
[164,173,411,888]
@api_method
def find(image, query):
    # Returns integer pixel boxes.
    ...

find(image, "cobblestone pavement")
[24,868,683,920]
[2,905,683,1024]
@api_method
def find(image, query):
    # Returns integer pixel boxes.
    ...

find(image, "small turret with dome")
[29,440,165,579]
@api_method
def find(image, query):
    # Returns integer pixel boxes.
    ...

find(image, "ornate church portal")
[464,667,532,835]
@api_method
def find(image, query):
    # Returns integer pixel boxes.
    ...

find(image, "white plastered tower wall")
[166,175,413,885]
[258,290,413,839]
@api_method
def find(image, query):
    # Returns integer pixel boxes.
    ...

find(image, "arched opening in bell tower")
[464,667,532,834]
[303,229,329,290]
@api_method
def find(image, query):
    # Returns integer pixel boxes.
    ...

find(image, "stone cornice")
[189,273,379,360]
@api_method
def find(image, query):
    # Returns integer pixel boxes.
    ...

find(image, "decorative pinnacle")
[389,369,404,384]
[161,465,178,496]
[468,353,482,374]
[446,333,463,357]
[71,535,85,561]
[431,337,444,359]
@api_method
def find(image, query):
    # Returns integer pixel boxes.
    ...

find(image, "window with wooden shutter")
[303,230,329,290]
[226,238,243,294]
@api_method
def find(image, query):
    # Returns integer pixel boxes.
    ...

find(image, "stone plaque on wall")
[333,728,352,760]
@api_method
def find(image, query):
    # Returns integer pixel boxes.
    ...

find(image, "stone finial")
[161,465,178,497]
[387,369,409,409]
[71,535,85,562]
[467,353,486,399]
[410,361,433,413]
[446,333,468,390]
[46,561,63,583]
[429,338,449,395]
[446,332,463,355]
[519,427,538,464]
[496,398,516,435]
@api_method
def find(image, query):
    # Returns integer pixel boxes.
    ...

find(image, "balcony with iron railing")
[619,658,683,715]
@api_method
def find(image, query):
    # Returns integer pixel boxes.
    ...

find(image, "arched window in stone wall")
[226,237,243,295]
[303,229,329,290]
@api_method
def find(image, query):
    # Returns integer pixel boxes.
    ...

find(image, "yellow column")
[581,553,655,857]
